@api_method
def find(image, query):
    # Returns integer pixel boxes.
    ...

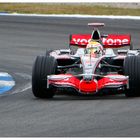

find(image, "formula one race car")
[32,23,140,98]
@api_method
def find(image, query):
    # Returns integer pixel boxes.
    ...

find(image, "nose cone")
[79,80,97,93]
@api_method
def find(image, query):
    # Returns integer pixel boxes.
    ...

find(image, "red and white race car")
[32,23,140,98]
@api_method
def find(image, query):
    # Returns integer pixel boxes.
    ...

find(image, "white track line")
[11,82,31,94]
[0,13,140,20]
[11,73,32,94]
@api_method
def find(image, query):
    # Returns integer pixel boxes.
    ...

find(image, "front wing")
[47,74,128,95]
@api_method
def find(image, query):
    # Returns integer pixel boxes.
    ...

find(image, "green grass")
[0,3,140,16]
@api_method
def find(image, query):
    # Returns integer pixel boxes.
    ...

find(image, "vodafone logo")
[72,37,129,46]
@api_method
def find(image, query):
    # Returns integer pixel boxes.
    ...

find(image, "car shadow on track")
[33,94,140,101]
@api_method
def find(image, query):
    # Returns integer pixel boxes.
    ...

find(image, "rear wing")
[69,34,131,48]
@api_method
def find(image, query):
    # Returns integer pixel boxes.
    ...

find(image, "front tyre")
[32,56,57,98]
[124,56,140,97]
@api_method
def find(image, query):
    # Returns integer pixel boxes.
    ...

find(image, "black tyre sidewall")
[124,56,140,97]
[32,56,57,98]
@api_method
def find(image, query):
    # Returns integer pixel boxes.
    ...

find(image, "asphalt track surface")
[0,15,140,137]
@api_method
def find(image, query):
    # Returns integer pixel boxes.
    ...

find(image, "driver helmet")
[86,41,103,57]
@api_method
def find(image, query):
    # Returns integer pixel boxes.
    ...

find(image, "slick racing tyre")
[32,56,57,98]
[124,56,140,97]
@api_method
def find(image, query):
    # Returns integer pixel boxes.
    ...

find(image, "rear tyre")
[124,56,140,97]
[32,56,57,98]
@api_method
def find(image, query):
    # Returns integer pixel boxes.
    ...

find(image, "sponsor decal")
[71,35,130,46]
